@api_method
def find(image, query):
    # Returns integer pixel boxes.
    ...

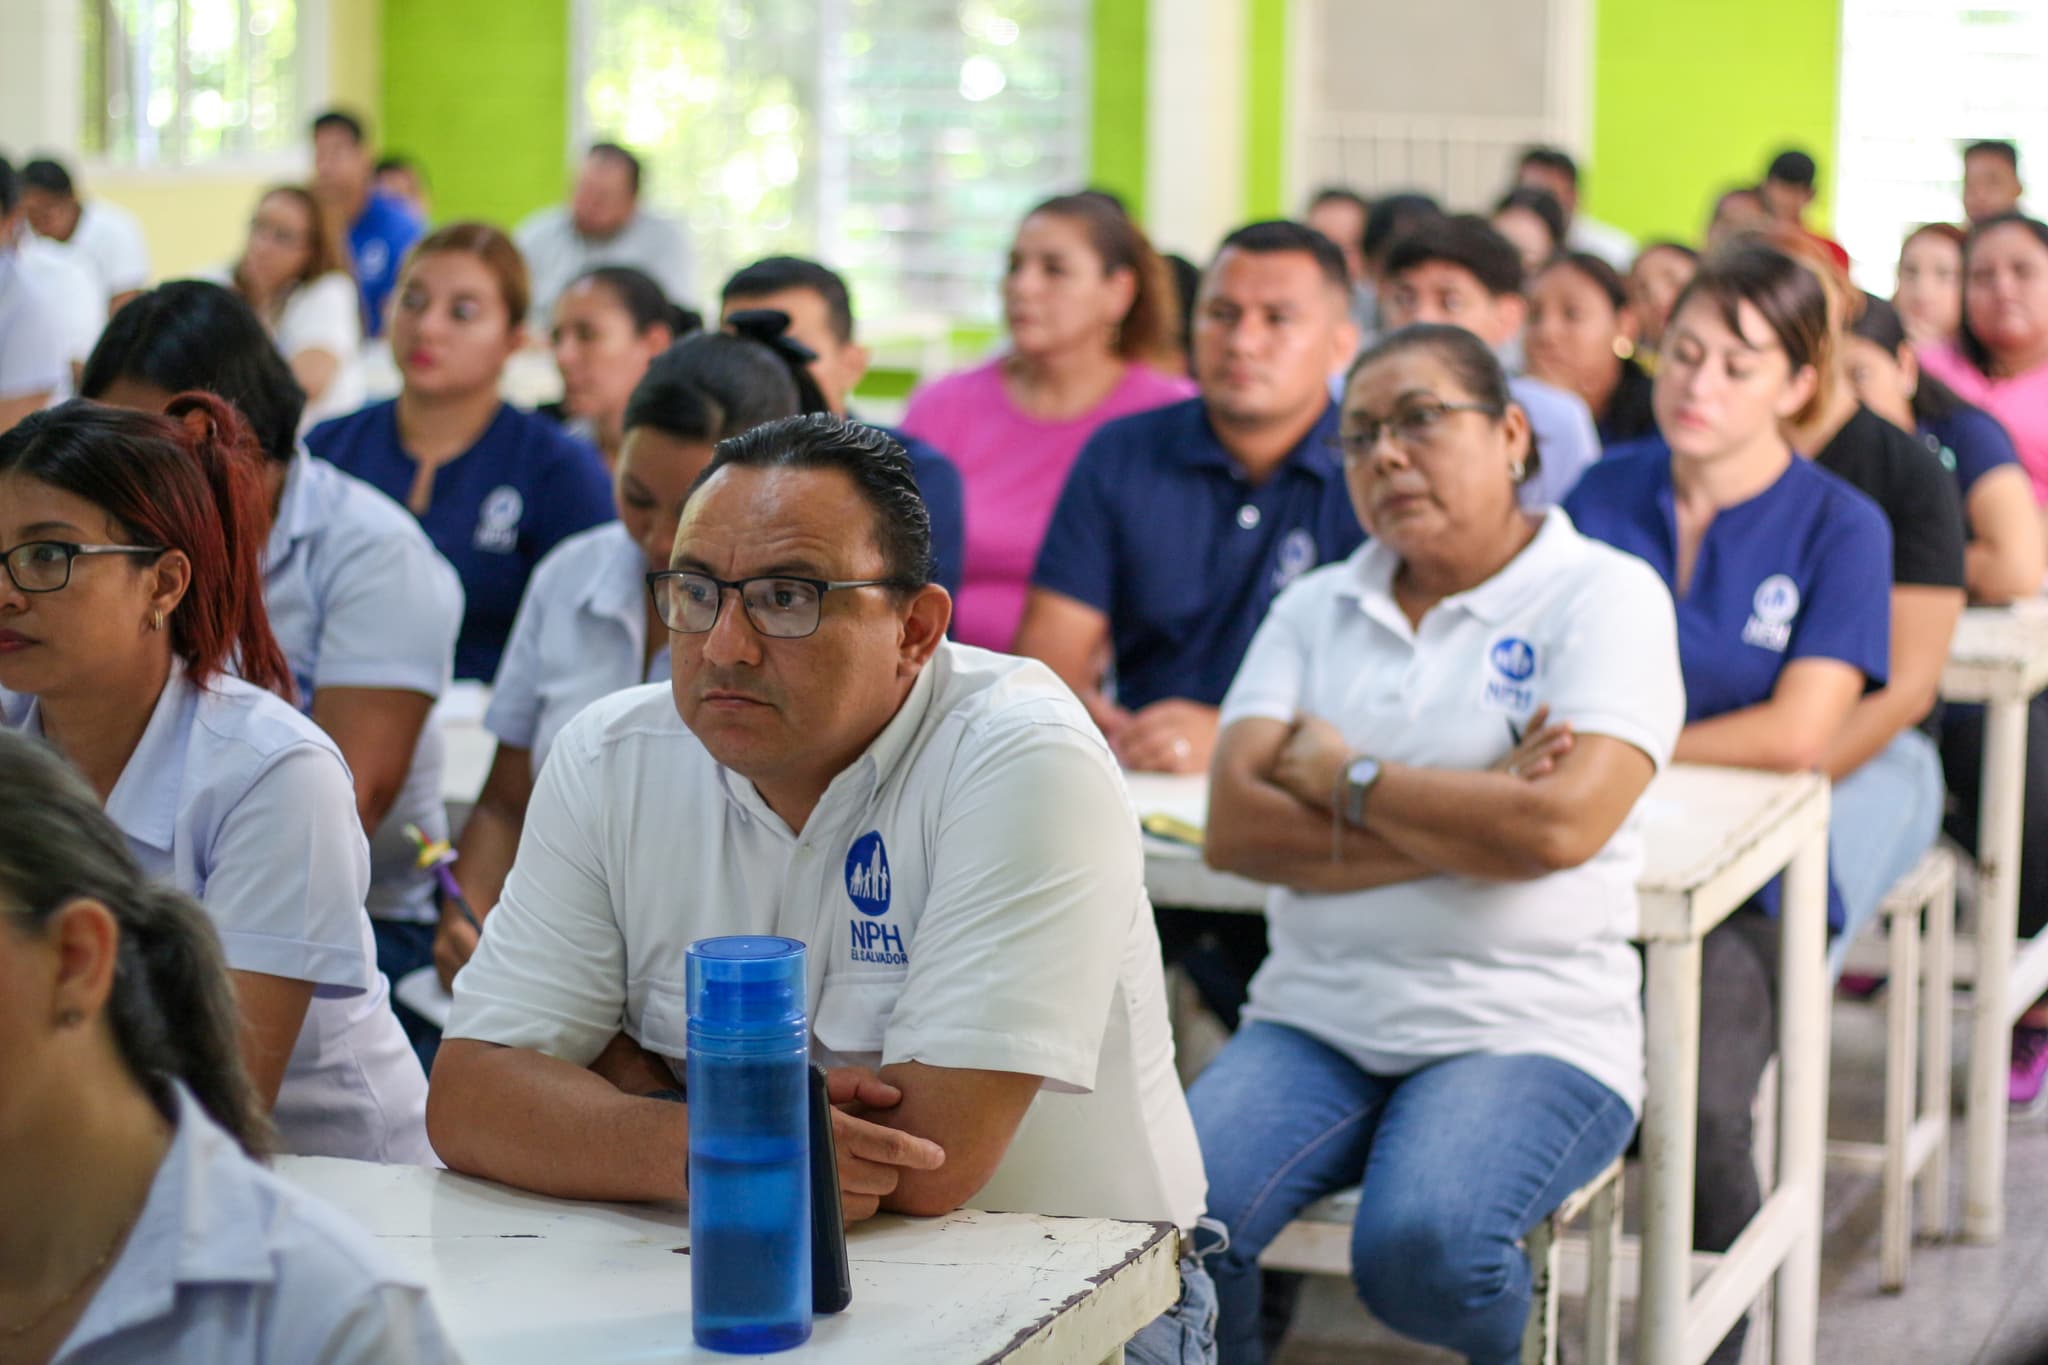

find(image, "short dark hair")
[0,156,16,216]
[1493,186,1569,254]
[723,256,856,344]
[623,331,805,445]
[1965,139,2020,171]
[1215,220,1350,294]
[20,157,74,198]
[1362,191,1442,266]
[81,280,307,465]
[1518,146,1579,187]
[1383,214,1525,297]
[1766,149,1818,188]
[311,109,366,144]
[1345,322,1541,482]
[694,414,934,590]
[1309,185,1370,215]
[588,142,643,196]
[374,152,425,184]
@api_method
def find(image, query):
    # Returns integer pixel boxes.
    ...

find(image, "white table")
[1935,602,2048,1243]
[1127,765,1832,1365]
[278,1157,1180,1364]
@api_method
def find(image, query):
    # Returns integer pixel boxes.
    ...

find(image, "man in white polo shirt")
[428,413,1213,1361]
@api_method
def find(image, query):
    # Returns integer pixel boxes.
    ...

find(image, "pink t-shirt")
[899,358,1197,650]
[1920,343,2048,501]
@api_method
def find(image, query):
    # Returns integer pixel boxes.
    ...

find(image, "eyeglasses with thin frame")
[646,570,913,639]
[1333,395,1501,462]
[0,541,167,594]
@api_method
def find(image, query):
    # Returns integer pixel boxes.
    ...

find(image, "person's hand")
[590,1031,679,1097]
[1116,700,1220,773]
[1082,690,1135,745]
[822,1066,946,1222]
[1492,705,1573,780]
[432,909,479,992]
[1271,714,1351,810]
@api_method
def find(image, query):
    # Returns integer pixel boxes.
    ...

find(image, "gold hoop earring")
[150,610,165,632]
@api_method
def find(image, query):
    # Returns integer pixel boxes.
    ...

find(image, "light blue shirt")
[1506,373,1601,510]
[0,249,63,402]
[54,1084,455,1364]
[486,520,671,778]
[10,669,433,1164]
[264,448,465,923]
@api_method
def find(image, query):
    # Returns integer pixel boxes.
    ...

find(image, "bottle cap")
[686,935,807,1029]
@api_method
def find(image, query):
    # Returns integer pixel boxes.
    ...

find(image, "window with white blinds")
[1836,1,2048,293]
[575,0,1091,325]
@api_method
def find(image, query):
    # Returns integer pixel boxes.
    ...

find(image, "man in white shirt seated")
[18,156,151,313]
[0,155,105,398]
[427,413,1215,1363]
[515,143,694,334]
[1515,145,1636,272]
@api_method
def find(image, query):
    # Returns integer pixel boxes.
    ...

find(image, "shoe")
[2010,1024,2048,1108]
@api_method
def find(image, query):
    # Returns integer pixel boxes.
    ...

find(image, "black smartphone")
[808,1064,853,1314]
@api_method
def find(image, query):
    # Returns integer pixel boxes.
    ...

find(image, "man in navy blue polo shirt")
[311,109,423,338]
[1016,220,1363,779]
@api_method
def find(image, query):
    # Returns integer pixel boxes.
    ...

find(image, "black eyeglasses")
[646,571,913,639]
[0,541,166,594]
[1334,396,1501,461]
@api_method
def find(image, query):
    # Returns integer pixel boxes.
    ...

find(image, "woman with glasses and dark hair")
[1567,241,1893,1364]
[0,729,455,1362]
[83,279,465,1069]
[435,321,817,986]
[1196,323,1683,1365]
[0,395,433,1165]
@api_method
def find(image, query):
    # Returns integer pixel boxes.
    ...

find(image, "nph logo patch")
[845,831,892,916]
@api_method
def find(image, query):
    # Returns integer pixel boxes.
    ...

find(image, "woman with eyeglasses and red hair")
[0,394,432,1165]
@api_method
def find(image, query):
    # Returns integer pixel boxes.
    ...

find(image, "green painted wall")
[381,0,572,229]
[1243,0,1288,219]
[1090,0,1150,222]
[1587,0,1840,247]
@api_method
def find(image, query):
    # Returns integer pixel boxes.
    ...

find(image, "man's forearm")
[427,1039,690,1202]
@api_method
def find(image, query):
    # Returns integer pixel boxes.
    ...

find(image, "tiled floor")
[1261,1000,2048,1365]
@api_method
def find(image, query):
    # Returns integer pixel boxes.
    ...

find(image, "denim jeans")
[1127,1238,1222,1365]
[371,918,442,1073]
[1829,726,1945,979]
[1188,1021,1636,1365]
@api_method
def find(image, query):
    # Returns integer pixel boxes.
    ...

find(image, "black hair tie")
[726,308,818,367]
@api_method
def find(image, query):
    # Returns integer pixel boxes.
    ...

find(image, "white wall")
[1143,0,1248,261]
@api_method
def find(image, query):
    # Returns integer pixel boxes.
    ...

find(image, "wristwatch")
[1340,755,1382,828]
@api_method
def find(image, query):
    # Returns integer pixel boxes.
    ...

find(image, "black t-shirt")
[1814,404,1966,737]
[1814,405,1967,591]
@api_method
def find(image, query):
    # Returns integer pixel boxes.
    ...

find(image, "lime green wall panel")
[1588,0,1840,247]
[381,0,572,229]
[1090,0,1149,222]
[1244,0,1287,218]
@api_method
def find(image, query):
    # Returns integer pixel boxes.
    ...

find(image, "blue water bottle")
[687,935,813,1353]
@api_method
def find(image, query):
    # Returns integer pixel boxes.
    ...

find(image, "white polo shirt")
[274,272,366,427]
[61,198,152,297]
[449,643,1207,1228]
[1219,508,1684,1112]
[484,520,670,777]
[55,1084,455,1364]
[264,447,464,924]
[11,669,434,1163]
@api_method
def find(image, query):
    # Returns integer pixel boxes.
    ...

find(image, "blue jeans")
[371,918,442,1073]
[1126,1244,1221,1365]
[1189,1021,1636,1365]
[1829,727,1945,979]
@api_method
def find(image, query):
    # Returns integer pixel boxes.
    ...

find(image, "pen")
[1507,717,1524,745]
[404,823,483,933]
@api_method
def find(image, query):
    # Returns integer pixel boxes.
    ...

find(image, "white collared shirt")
[512,204,694,333]
[11,670,434,1162]
[449,643,1207,1228]
[60,198,152,297]
[483,520,669,777]
[1220,508,1684,1112]
[55,1084,455,1364]
[264,447,464,924]
[273,273,366,427]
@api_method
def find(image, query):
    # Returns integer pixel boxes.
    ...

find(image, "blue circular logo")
[845,832,891,916]
[1490,636,1537,682]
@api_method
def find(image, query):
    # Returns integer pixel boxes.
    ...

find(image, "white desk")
[1128,764,1832,1365]
[277,1157,1179,1365]
[1936,602,2048,1244]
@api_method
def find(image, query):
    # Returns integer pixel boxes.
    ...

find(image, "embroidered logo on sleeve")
[474,486,524,553]
[845,831,906,966]
[1741,574,1800,652]
[1482,635,1538,711]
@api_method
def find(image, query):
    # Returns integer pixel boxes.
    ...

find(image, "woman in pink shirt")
[900,193,1194,650]
[1921,215,2048,502]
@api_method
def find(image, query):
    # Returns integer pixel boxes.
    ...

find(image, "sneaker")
[2011,1024,2048,1108]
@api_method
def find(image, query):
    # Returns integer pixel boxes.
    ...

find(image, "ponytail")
[0,731,274,1156]
[0,396,293,703]
[568,265,706,343]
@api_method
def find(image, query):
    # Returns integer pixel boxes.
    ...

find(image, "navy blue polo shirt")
[1032,397,1363,710]
[348,190,423,338]
[1923,402,2022,498]
[307,401,616,681]
[873,422,965,598]
[1567,447,1892,929]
